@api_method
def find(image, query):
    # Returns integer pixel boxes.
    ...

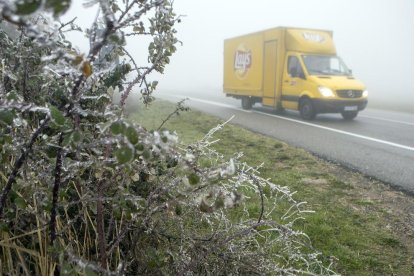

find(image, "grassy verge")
[129,99,414,275]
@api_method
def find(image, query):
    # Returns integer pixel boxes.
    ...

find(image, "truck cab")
[282,52,368,120]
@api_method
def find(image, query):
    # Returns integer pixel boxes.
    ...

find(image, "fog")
[159,0,414,111]
[63,0,414,111]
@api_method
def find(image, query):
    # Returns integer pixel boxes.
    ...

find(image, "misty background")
[63,0,414,111]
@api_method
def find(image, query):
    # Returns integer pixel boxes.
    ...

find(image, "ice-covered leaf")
[142,149,151,160]
[45,0,71,16]
[131,173,140,182]
[214,196,225,209]
[62,135,71,147]
[82,61,93,77]
[46,145,58,158]
[107,86,114,97]
[14,197,27,209]
[0,110,14,125]
[0,222,10,233]
[15,0,42,15]
[126,126,138,145]
[110,121,125,135]
[112,3,119,12]
[188,173,200,185]
[84,268,98,276]
[0,135,12,145]
[72,55,83,66]
[49,105,66,126]
[115,146,134,164]
[175,204,182,216]
[71,130,82,143]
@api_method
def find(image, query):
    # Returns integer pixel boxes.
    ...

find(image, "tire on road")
[341,111,358,120]
[299,98,316,120]
[241,96,253,110]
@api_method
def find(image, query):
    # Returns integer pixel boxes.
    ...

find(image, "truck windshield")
[302,55,351,76]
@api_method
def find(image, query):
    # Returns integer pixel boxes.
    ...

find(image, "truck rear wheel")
[341,111,358,120]
[299,98,316,120]
[241,97,252,110]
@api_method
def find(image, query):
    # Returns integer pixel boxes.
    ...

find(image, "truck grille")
[336,90,363,98]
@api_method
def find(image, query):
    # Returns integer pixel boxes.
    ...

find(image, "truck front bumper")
[313,99,368,113]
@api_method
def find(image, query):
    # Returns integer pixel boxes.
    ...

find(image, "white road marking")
[166,94,252,113]
[171,95,414,152]
[359,115,414,127]
[253,110,414,152]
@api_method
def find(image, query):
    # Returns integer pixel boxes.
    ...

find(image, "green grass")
[128,99,414,275]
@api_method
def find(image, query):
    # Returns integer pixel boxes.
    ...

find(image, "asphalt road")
[157,90,414,194]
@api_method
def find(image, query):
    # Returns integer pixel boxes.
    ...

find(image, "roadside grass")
[128,99,414,275]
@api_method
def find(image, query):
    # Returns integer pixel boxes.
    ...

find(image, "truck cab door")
[282,55,307,110]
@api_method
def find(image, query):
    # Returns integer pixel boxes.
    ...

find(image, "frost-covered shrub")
[0,1,336,275]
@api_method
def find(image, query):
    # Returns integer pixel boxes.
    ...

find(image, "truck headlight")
[318,86,334,97]
[363,90,368,97]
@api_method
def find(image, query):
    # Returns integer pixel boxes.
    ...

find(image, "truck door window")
[288,56,305,79]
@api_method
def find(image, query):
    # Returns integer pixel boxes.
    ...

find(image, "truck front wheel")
[299,98,316,120]
[341,111,358,120]
[241,97,252,110]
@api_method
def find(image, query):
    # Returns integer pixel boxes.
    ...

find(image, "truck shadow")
[251,104,360,124]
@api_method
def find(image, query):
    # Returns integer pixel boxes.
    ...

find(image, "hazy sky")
[63,0,414,107]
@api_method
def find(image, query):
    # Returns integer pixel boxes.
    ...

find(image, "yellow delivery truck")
[223,27,368,120]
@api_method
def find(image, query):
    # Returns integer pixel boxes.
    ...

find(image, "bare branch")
[50,133,65,245]
[157,98,189,131]
[0,117,50,217]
